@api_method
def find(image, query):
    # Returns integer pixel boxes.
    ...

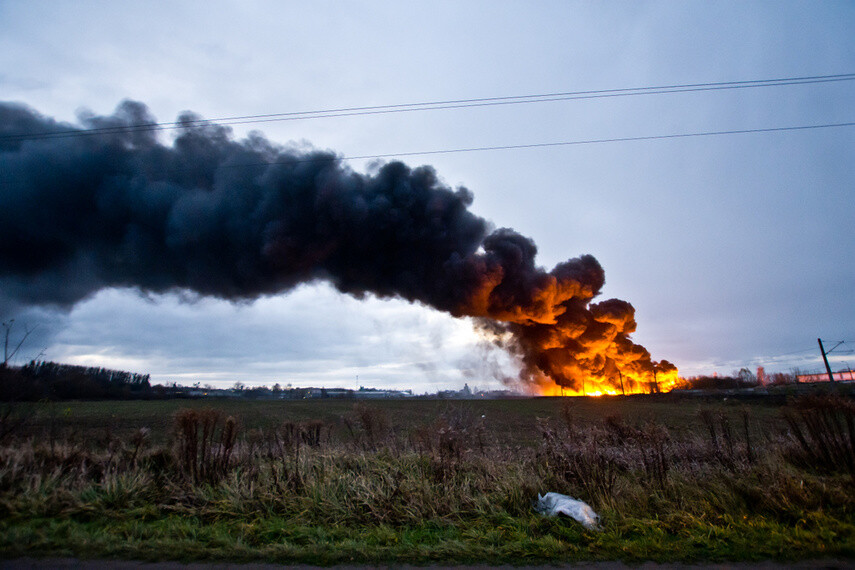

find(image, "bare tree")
[0,320,38,442]
[2,319,36,369]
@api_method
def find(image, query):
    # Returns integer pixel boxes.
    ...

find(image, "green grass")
[2,511,852,564]
[1,396,852,564]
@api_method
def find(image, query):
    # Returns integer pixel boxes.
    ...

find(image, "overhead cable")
[3,72,854,142]
[255,120,855,166]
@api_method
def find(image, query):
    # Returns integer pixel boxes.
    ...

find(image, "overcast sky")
[1,1,853,391]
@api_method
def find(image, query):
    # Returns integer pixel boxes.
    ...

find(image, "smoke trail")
[0,100,674,391]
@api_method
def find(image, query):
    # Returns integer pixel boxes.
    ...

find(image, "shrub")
[783,395,855,477]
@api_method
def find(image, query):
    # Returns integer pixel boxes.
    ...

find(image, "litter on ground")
[534,492,601,530]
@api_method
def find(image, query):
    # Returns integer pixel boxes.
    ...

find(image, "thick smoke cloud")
[0,100,674,392]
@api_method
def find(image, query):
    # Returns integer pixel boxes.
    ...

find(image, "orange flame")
[532,365,683,396]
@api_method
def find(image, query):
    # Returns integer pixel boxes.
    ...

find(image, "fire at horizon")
[531,365,683,396]
[0,100,678,393]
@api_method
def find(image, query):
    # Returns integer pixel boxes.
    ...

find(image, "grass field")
[0,394,853,564]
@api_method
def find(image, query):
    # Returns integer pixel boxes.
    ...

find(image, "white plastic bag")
[534,492,600,530]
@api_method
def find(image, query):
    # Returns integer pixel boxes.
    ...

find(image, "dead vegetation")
[0,397,852,537]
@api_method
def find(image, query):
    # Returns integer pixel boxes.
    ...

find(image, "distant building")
[797,369,855,383]
[354,387,413,399]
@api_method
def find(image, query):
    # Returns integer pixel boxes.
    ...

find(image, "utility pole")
[817,338,836,384]
[618,370,625,396]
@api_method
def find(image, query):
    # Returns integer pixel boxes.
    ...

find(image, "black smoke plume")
[0,100,674,392]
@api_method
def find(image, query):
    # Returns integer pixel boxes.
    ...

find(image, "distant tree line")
[0,360,185,401]
[682,367,798,391]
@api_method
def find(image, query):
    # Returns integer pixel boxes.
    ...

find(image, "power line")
[245,120,855,166]
[160,74,855,129]
[3,72,854,143]
[716,340,855,370]
[0,120,852,190]
[764,347,818,358]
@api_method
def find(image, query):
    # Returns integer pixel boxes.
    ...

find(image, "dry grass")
[0,396,853,563]
[783,395,855,478]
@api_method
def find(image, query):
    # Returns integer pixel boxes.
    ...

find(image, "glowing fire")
[536,384,623,397]
[532,365,683,397]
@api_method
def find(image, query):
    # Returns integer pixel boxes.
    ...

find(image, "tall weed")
[174,408,237,484]
[783,395,855,477]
